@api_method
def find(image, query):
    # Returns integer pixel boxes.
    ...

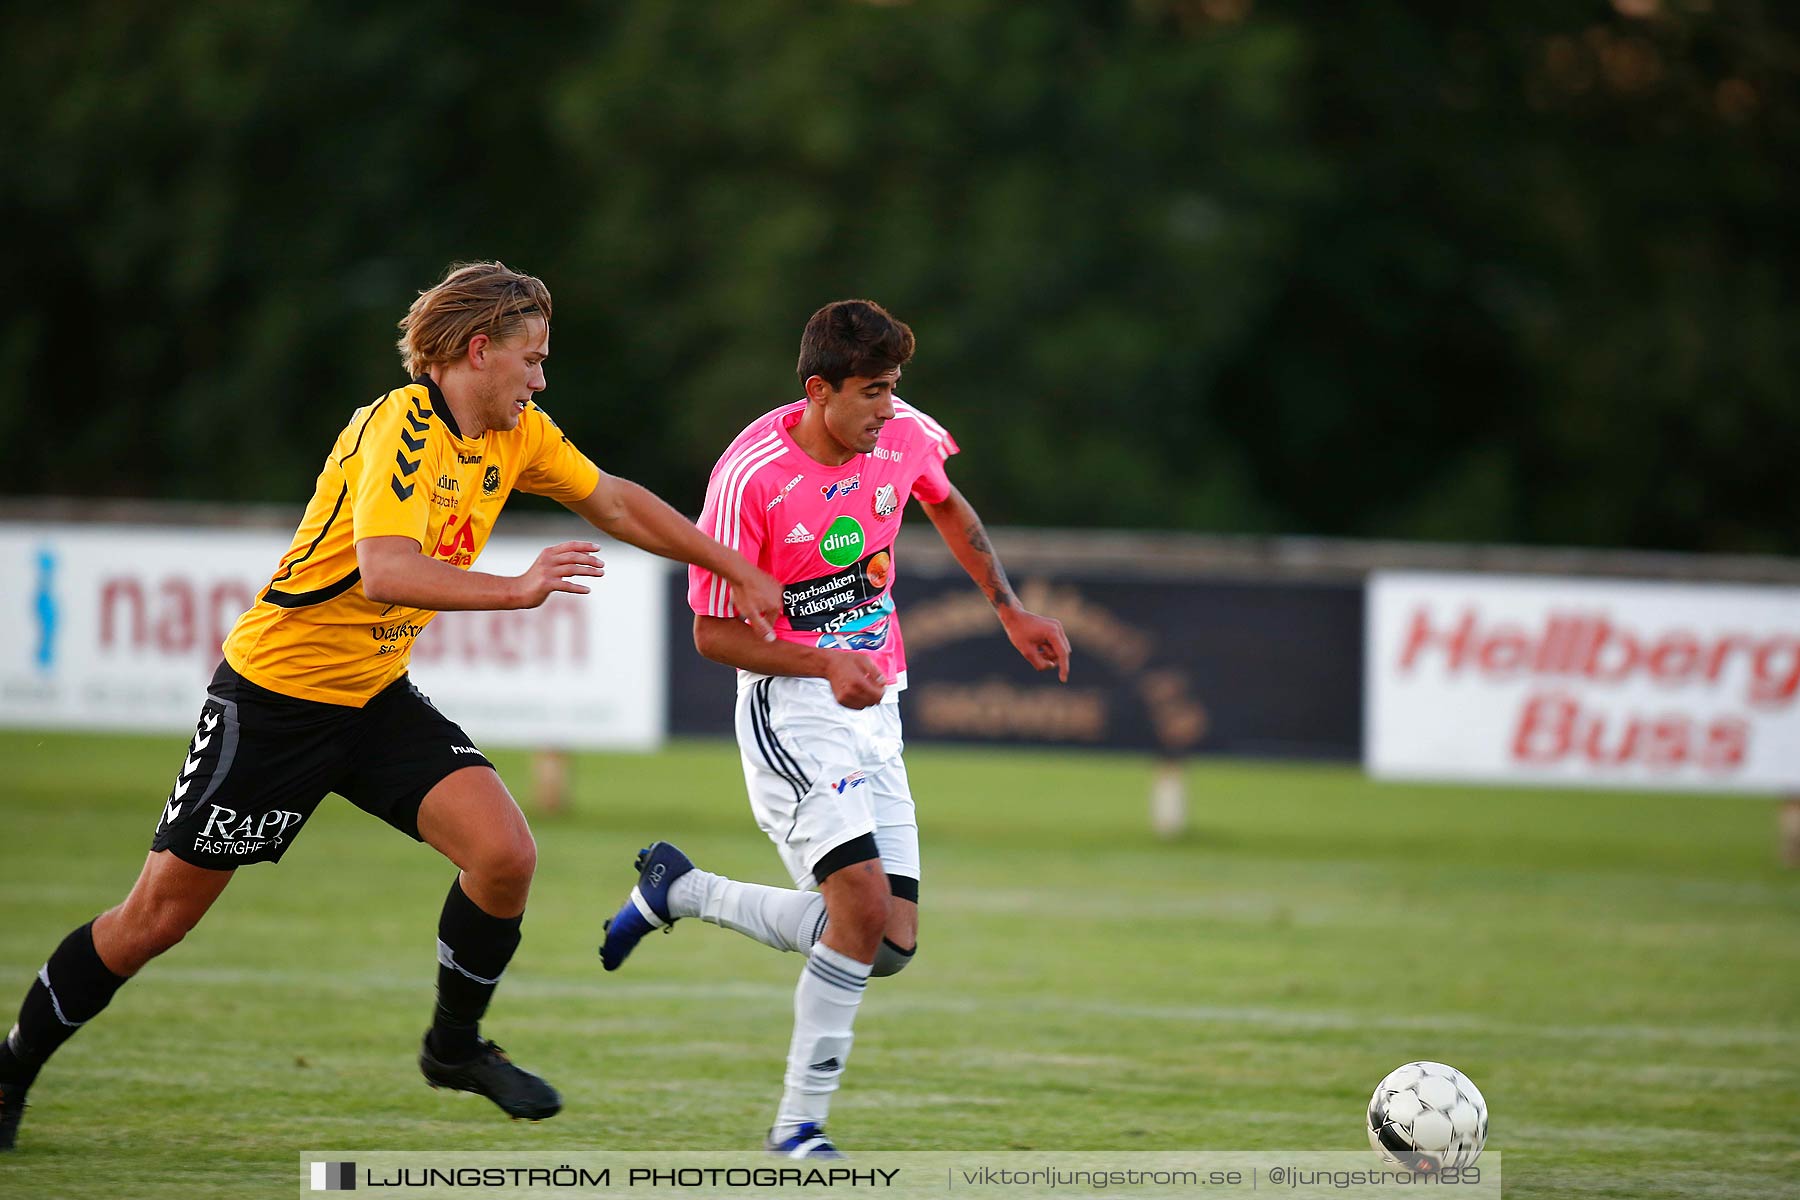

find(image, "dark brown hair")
[796,299,915,389]
[396,261,551,377]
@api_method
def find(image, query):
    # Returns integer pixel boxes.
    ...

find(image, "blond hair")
[396,261,552,377]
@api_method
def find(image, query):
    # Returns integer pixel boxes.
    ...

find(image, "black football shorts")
[149,661,494,869]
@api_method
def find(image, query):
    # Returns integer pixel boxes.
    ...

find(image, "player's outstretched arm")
[568,472,782,639]
[920,485,1071,682]
[693,615,888,710]
[358,535,605,611]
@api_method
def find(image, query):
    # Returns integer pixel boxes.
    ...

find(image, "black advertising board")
[666,568,1363,760]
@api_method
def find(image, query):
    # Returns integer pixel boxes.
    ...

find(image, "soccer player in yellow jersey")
[0,262,782,1148]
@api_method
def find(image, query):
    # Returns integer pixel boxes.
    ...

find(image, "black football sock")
[429,877,522,1063]
[2,921,129,1087]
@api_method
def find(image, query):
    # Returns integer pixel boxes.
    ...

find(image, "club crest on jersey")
[482,465,501,496]
[784,522,815,544]
[821,474,860,501]
[872,483,898,521]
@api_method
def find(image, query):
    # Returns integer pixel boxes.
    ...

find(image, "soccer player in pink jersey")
[599,299,1070,1157]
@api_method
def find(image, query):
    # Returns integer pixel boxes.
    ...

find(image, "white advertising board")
[0,522,666,749]
[1366,571,1800,793]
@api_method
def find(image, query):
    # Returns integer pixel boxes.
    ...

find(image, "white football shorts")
[734,674,920,891]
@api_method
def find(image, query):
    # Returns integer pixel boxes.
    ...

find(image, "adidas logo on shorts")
[784,522,815,544]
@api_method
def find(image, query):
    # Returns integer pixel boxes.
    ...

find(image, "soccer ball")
[1366,1061,1487,1171]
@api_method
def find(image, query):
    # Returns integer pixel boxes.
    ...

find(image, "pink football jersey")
[688,398,959,692]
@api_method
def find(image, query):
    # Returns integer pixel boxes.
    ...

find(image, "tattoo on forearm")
[986,568,1017,610]
[965,520,1017,609]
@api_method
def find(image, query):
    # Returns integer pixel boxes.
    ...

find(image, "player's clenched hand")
[729,564,784,642]
[1000,608,1072,683]
[825,652,888,710]
[514,541,605,608]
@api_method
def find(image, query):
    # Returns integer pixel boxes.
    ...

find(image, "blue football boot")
[598,841,694,971]
[767,1123,842,1159]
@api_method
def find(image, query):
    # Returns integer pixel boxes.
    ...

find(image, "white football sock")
[774,943,870,1135]
[668,870,827,954]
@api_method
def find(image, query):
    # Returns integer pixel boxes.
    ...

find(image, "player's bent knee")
[502,835,538,884]
[478,837,537,895]
[871,937,916,977]
[827,879,889,937]
[816,832,891,943]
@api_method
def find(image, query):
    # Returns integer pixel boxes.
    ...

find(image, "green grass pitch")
[1,730,1796,1198]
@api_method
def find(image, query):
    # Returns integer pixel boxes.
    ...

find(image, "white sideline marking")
[93,966,1800,1051]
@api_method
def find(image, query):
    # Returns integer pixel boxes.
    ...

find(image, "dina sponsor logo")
[821,474,860,501]
[819,517,865,568]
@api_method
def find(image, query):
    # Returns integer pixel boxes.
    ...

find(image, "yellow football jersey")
[223,378,600,705]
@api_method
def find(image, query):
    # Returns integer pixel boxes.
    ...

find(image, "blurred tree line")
[3,0,1795,553]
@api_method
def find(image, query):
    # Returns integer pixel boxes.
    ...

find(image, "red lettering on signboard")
[1398,607,1800,709]
[1510,691,1749,773]
[101,578,144,647]
[100,575,256,657]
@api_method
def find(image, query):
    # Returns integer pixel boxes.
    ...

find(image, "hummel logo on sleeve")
[785,522,815,544]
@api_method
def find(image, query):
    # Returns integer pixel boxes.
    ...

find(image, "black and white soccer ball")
[1366,1061,1488,1171]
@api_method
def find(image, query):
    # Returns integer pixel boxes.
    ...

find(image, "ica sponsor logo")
[819,517,865,568]
[433,515,477,567]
